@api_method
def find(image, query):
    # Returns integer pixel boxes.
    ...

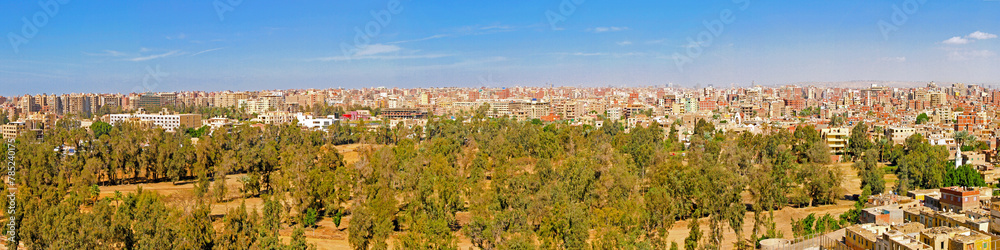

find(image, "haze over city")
[2,0,1000,96]
[8,1,1000,249]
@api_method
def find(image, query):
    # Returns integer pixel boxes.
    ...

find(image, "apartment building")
[940,187,981,213]
[252,111,297,125]
[920,227,969,250]
[887,127,917,145]
[0,120,44,140]
[822,127,850,154]
[0,122,26,140]
[241,94,285,114]
[876,229,931,250]
[136,93,177,111]
[846,223,890,250]
[381,108,427,119]
[215,92,249,108]
[107,111,201,132]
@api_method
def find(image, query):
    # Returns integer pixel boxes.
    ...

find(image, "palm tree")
[954,130,976,148]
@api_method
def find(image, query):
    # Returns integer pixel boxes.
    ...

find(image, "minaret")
[955,146,962,168]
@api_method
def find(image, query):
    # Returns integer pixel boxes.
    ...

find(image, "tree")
[915,113,929,124]
[685,218,702,250]
[259,195,283,250]
[896,134,949,189]
[840,187,870,224]
[693,118,715,138]
[185,125,210,138]
[855,149,885,194]
[829,114,846,127]
[288,225,312,250]
[90,121,111,143]
[945,165,986,187]
[848,122,872,161]
[215,202,258,248]
[797,164,842,206]
[954,130,976,149]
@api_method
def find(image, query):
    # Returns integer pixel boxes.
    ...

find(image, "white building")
[296,113,338,129]
[107,111,201,132]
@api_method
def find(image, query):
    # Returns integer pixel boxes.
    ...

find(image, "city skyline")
[2,0,1000,96]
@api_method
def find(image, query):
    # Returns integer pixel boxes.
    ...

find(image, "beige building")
[252,111,297,125]
[241,94,284,114]
[822,127,850,154]
[876,229,931,250]
[1,122,25,140]
[887,127,917,145]
[214,92,249,108]
[847,223,890,250]
[920,227,969,250]
[949,230,991,250]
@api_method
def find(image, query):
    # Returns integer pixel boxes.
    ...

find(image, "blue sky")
[1,0,999,95]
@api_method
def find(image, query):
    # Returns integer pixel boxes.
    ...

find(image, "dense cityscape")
[4,0,1000,249]
[4,82,1000,248]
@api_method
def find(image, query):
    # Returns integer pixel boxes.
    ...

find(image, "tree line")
[8,115,849,249]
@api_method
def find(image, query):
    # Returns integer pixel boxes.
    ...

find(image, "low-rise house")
[847,224,890,250]
[919,226,969,250]
[940,186,982,213]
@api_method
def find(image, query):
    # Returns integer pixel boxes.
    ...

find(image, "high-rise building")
[137,93,177,111]
[17,95,39,114]
[215,92,249,108]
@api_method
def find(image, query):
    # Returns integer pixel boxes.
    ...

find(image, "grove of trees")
[7,115,849,249]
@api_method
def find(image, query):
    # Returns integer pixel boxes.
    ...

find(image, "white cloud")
[879,57,906,62]
[947,49,995,61]
[389,34,452,44]
[590,26,629,33]
[190,48,224,57]
[968,31,997,40]
[128,50,183,62]
[553,52,645,57]
[942,36,970,45]
[617,41,633,46]
[308,53,451,62]
[400,56,508,71]
[354,44,402,56]
[389,24,520,44]
[165,33,187,40]
[83,50,128,57]
[309,43,455,62]
[645,39,668,45]
[942,31,997,45]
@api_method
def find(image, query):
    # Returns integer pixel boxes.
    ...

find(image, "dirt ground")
[95,146,873,249]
